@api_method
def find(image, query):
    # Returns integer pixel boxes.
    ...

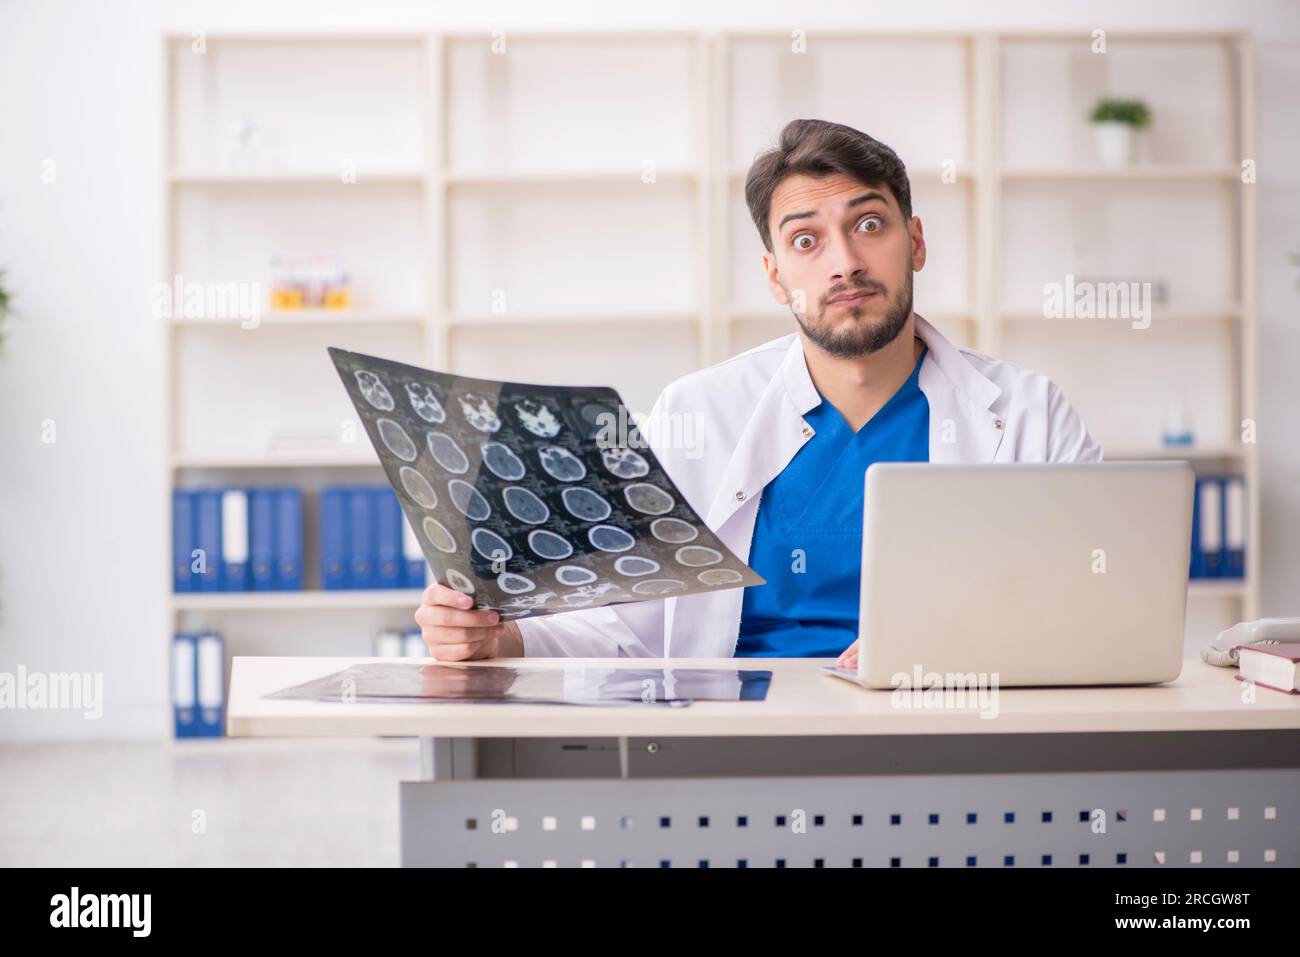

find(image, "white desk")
[230,657,1300,868]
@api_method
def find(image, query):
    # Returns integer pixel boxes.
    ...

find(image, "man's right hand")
[414,582,524,660]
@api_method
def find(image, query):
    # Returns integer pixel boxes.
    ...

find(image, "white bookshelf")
[162,29,1259,731]
[988,30,1260,655]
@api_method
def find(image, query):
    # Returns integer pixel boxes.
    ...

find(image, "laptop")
[825,462,1194,689]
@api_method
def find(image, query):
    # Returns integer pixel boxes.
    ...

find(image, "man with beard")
[414,118,1102,662]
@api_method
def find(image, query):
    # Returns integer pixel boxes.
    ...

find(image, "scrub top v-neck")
[735,341,930,658]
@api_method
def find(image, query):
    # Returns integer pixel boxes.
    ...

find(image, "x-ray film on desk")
[264,662,774,706]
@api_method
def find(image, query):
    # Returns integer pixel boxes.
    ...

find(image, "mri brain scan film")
[329,347,764,620]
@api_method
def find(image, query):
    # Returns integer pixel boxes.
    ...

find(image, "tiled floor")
[0,738,421,866]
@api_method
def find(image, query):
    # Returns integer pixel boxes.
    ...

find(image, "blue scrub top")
[735,343,930,658]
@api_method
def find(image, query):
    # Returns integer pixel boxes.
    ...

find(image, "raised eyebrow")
[776,191,890,233]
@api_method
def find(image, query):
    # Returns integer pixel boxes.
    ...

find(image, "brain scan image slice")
[513,398,563,438]
[399,465,438,508]
[538,446,587,482]
[561,487,611,522]
[422,517,457,554]
[676,545,723,567]
[458,393,501,433]
[497,572,535,594]
[588,524,635,553]
[624,482,675,516]
[698,568,743,586]
[472,528,513,562]
[600,446,649,479]
[651,517,697,544]
[406,382,446,423]
[555,564,598,586]
[355,370,395,411]
[614,555,660,577]
[444,568,475,593]
[377,418,418,462]
[578,401,620,439]
[502,486,550,525]
[528,529,573,560]
[427,432,470,474]
[481,442,526,480]
[449,479,492,521]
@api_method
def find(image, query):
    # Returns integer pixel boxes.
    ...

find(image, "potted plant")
[1089,98,1151,167]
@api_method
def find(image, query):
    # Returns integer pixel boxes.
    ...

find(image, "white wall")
[2,0,1298,739]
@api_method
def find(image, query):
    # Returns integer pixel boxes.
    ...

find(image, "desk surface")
[227,656,1300,739]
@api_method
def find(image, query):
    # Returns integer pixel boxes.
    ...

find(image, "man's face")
[762,172,926,359]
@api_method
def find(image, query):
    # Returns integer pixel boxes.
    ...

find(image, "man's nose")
[825,232,869,284]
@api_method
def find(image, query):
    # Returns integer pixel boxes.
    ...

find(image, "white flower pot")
[1094,121,1137,167]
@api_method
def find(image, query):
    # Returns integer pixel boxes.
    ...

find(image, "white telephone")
[1201,616,1300,667]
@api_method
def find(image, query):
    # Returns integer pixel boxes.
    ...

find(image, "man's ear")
[763,250,788,304]
[909,216,927,272]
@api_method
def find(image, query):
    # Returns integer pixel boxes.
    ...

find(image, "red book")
[1234,642,1300,695]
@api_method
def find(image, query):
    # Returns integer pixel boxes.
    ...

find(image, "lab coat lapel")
[665,337,815,657]
[704,336,818,538]
[913,314,1006,463]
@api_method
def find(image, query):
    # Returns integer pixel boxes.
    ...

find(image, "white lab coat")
[516,313,1103,658]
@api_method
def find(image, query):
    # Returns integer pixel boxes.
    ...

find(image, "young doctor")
[415,118,1103,666]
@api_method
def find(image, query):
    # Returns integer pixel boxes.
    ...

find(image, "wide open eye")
[792,232,816,251]
[857,215,884,233]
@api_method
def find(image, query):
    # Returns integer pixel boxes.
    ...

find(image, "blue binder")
[195,630,225,737]
[172,633,200,737]
[249,489,277,591]
[375,488,404,589]
[1190,475,1222,579]
[172,490,195,593]
[320,487,350,590]
[1223,476,1246,579]
[1189,477,1201,579]
[220,488,249,591]
[402,512,427,590]
[1200,477,1224,579]
[348,487,376,589]
[275,488,303,591]
[193,490,223,592]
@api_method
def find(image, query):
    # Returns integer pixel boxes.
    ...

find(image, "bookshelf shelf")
[172,590,424,612]
[168,171,426,186]
[1102,445,1251,462]
[1188,580,1248,599]
[448,311,698,327]
[999,165,1238,181]
[170,311,425,328]
[170,451,381,470]
[444,168,698,186]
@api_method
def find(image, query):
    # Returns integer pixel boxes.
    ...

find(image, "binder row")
[1190,475,1247,580]
[173,488,303,592]
[321,486,428,590]
[173,631,225,737]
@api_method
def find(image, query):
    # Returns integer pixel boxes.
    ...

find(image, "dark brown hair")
[744,118,913,253]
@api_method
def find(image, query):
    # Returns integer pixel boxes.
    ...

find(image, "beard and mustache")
[784,263,914,359]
